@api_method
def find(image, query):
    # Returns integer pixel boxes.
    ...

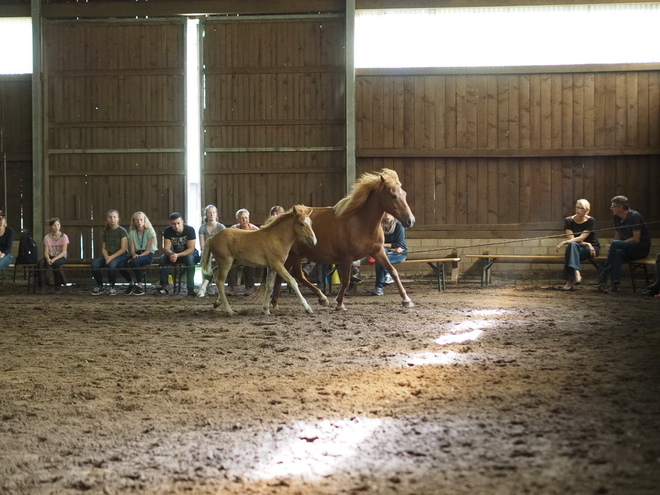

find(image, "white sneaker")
[196,287,206,298]
[108,287,117,296]
[91,286,105,296]
[384,274,394,285]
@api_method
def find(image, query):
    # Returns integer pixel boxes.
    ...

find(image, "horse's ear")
[379,173,385,183]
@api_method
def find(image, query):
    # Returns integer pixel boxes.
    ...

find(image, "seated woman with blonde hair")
[555,198,600,291]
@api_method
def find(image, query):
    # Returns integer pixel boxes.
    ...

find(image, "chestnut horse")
[201,205,316,316]
[270,169,415,311]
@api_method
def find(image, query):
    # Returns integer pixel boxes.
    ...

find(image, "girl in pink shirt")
[37,218,69,292]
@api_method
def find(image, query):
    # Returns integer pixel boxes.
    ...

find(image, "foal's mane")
[333,169,401,219]
[261,205,307,230]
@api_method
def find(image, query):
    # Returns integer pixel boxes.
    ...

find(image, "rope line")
[407,220,660,257]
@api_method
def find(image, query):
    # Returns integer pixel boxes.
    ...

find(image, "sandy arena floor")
[1,280,659,495]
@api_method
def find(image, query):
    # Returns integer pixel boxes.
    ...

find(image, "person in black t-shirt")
[157,212,198,295]
[591,195,651,292]
[555,199,600,291]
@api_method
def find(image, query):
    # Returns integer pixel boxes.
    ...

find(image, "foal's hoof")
[402,300,415,308]
[318,297,330,307]
[305,307,314,314]
[213,302,220,309]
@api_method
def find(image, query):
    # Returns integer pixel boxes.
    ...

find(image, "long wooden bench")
[397,257,461,291]
[465,254,653,291]
[22,261,190,294]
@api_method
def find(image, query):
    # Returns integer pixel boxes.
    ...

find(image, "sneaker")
[372,287,384,296]
[383,274,394,285]
[132,287,145,296]
[91,286,105,296]
[108,287,117,296]
[155,285,170,295]
[196,287,206,298]
[124,285,135,295]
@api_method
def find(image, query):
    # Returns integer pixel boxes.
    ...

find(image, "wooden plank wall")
[202,16,346,225]
[356,71,660,237]
[0,75,32,233]
[44,21,185,259]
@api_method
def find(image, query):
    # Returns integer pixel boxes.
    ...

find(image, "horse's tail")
[246,270,268,301]
[200,239,213,277]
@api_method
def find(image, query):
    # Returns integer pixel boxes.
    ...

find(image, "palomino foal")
[201,205,316,316]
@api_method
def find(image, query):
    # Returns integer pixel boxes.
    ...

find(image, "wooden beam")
[42,1,344,19]
[357,64,660,77]
[357,0,660,9]
[357,147,660,158]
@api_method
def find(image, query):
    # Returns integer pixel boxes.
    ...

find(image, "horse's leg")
[270,272,283,312]
[373,250,414,308]
[261,269,278,315]
[213,260,236,316]
[290,261,329,307]
[333,262,354,311]
[272,263,314,314]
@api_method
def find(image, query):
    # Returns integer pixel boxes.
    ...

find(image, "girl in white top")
[37,218,70,292]
[197,205,225,298]
[119,211,157,295]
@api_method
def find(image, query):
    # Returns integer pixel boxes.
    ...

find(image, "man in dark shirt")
[592,195,651,292]
[157,212,198,295]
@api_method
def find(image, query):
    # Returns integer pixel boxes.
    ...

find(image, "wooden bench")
[465,254,653,291]
[397,257,461,291]
[23,261,190,294]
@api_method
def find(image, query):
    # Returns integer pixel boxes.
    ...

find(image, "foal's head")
[291,205,317,247]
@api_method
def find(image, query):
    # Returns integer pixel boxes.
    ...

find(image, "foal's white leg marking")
[274,264,313,314]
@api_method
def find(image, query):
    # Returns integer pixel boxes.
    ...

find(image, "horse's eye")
[391,195,397,200]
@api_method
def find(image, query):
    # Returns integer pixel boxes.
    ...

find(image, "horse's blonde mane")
[261,205,308,230]
[333,169,401,219]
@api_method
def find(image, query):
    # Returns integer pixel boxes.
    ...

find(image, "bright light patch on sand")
[435,329,483,345]
[249,417,383,480]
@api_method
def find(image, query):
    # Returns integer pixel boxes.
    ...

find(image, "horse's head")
[378,171,415,228]
[291,204,317,247]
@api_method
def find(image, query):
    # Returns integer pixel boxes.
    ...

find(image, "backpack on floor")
[17,232,38,264]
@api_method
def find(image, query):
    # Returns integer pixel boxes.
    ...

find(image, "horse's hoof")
[402,300,415,308]
[305,308,314,314]
[334,305,347,311]
[318,298,330,307]
[213,302,220,309]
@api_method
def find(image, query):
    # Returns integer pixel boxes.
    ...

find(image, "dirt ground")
[1,278,659,495]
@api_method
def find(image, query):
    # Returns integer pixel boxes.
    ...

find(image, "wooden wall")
[0,75,32,233]
[44,20,185,258]
[201,16,346,224]
[356,69,660,237]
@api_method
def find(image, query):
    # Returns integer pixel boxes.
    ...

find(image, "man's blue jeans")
[603,240,650,284]
[375,251,407,288]
[159,253,196,289]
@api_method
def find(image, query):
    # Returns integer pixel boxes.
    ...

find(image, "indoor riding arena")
[1,2,659,495]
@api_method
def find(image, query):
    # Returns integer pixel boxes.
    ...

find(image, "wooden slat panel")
[44,20,185,251]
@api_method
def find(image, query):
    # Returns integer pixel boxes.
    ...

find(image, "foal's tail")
[200,239,213,278]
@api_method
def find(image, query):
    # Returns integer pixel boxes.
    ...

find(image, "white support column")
[345,0,356,193]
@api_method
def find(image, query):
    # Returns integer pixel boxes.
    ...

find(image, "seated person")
[0,210,14,273]
[555,199,600,291]
[591,195,650,292]
[37,217,69,293]
[227,208,259,295]
[372,213,407,296]
[157,212,198,296]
